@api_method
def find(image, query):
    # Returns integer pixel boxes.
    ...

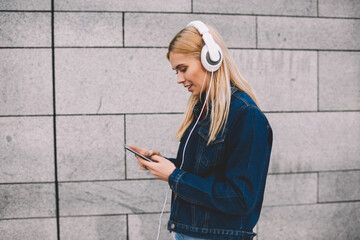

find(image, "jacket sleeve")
[165,157,176,164]
[168,106,273,216]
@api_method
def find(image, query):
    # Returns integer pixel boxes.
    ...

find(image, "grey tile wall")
[319,170,360,202]
[193,0,317,16]
[258,202,360,240]
[258,17,360,50]
[0,1,359,239]
[128,213,172,240]
[0,12,51,47]
[263,173,317,206]
[57,115,125,181]
[0,117,54,183]
[125,13,256,48]
[54,0,191,12]
[0,0,51,11]
[267,112,360,173]
[0,49,53,115]
[231,50,317,112]
[59,180,170,216]
[60,215,127,240]
[55,12,123,47]
[55,48,188,114]
[319,0,360,18]
[0,183,55,219]
[0,218,57,240]
[319,51,360,111]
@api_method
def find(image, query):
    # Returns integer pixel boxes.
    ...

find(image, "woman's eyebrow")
[173,64,185,70]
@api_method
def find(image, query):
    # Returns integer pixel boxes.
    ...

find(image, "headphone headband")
[187,20,209,35]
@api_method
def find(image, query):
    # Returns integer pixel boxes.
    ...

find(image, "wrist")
[168,168,185,191]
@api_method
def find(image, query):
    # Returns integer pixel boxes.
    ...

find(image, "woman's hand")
[142,155,176,182]
[128,145,176,182]
[128,145,161,170]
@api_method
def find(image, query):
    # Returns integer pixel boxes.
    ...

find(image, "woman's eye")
[174,67,186,75]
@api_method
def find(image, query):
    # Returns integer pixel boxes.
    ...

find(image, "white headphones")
[187,20,223,72]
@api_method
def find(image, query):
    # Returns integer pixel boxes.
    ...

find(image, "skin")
[132,53,208,181]
[169,52,208,96]
[129,145,175,182]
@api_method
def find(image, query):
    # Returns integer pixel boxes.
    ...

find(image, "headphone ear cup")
[201,44,223,72]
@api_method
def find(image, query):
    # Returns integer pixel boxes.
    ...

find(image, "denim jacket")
[167,88,273,240]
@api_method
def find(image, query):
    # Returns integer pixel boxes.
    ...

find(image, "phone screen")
[124,145,153,162]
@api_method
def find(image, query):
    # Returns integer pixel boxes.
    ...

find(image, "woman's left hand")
[140,155,176,182]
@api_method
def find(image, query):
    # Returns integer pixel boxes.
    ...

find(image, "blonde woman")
[130,21,273,240]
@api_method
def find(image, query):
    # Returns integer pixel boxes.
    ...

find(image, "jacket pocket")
[197,125,225,167]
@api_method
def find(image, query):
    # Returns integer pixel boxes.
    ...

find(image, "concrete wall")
[0,0,359,239]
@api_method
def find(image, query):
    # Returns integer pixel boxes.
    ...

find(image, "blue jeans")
[173,232,210,240]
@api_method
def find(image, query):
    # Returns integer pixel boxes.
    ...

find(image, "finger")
[144,150,158,159]
[138,157,153,168]
[132,150,153,163]
[137,159,148,170]
[145,150,161,157]
[128,145,148,155]
[141,160,158,171]
[144,152,152,160]
[151,155,163,162]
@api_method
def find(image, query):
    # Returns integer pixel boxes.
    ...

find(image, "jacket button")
[170,224,175,229]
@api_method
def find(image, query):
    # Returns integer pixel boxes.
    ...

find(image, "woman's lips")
[186,84,193,92]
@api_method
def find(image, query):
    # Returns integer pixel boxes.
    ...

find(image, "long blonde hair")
[167,24,259,144]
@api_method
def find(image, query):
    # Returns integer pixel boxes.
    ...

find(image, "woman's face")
[169,52,207,96]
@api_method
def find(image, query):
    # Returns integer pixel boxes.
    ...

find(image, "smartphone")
[124,145,153,162]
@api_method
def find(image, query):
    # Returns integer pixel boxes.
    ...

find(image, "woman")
[130,21,272,240]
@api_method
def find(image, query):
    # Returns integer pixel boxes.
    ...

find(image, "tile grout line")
[124,115,127,180]
[255,16,258,48]
[0,109,360,119]
[1,10,359,20]
[51,1,61,239]
[122,12,125,47]
[317,172,320,203]
[317,0,319,17]
[126,214,129,240]
[1,47,360,52]
[1,168,360,186]
[317,51,320,111]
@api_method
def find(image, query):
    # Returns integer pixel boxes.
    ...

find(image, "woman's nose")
[177,73,185,84]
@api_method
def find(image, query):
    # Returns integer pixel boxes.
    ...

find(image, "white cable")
[156,71,214,240]
[156,186,171,240]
